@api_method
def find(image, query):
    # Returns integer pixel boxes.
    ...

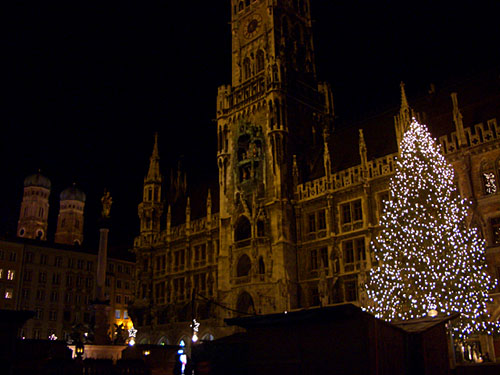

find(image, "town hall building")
[130,0,500,357]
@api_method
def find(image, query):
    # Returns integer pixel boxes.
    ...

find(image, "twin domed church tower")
[17,171,86,245]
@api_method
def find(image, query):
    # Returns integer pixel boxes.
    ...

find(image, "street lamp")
[75,342,84,359]
[191,319,200,343]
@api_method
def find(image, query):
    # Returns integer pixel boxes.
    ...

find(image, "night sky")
[2,1,499,251]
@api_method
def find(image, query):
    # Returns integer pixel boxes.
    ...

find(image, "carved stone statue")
[101,190,112,219]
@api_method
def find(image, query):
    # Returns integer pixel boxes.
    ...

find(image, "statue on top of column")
[101,190,112,219]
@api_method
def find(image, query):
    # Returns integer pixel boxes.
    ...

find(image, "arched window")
[158,336,170,346]
[218,127,222,151]
[201,333,214,341]
[243,58,251,80]
[256,50,265,72]
[238,1,244,11]
[258,256,265,274]
[235,216,251,241]
[257,220,265,237]
[237,254,251,277]
[236,291,255,316]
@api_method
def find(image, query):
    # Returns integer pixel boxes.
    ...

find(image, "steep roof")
[309,68,500,181]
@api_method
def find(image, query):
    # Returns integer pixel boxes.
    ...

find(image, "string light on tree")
[191,319,200,343]
[365,119,499,342]
[128,327,137,346]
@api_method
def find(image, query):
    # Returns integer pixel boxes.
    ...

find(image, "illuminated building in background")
[55,184,86,246]
[0,237,135,341]
[1,176,135,341]
[17,172,51,241]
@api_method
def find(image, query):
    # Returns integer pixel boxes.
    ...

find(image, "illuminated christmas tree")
[365,119,498,341]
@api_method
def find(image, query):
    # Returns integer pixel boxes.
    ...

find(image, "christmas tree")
[365,119,498,341]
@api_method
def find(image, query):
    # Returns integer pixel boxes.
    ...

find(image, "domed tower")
[17,171,51,240]
[55,184,86,245]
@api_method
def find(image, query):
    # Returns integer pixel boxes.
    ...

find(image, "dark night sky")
[2,1,499,252]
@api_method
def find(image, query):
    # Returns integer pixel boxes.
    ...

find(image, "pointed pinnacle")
[400,81,409,111]
[152,132,159,159]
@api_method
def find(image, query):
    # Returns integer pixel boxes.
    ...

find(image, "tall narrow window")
[258,257,265,274]
[310,249,318,270]
[243,58,251,80]
[318,211,326,230]
[308,213,316,233]
[344,279,358,302]
[340,200,363,232]
[256,50,265,72]
[237,254,251,277]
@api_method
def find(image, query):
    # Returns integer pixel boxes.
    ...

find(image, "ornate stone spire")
[166,204,172,235]
[394,82,413,150]
[146,132,161,183]
[323,129,331,180]
[451,92,467,148]
[206,189,212,223]
[359,129,368,181]
[186,197,191,227]
[292,154,299,186]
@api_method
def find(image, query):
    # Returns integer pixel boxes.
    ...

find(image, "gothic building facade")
[131,0,500,355]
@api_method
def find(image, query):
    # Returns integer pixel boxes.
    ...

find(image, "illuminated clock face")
[243,14,262,39]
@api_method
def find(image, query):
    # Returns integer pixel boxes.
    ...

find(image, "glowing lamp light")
[75,342,85,358]
[190,319,200,343]
[143,350,150,356]
[129,338,135,346]
[428,309,438,317]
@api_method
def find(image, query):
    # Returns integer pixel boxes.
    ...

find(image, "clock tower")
[216,0,333,315]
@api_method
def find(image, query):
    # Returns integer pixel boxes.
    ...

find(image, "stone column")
[92,190,112,345]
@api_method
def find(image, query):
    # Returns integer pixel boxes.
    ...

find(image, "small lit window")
[5,288,13,299]
[483,172,497,195]
[115,309,121,319]
[7,270,15,281]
